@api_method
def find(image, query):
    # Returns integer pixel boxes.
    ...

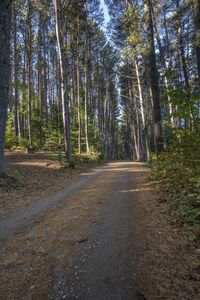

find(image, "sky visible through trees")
[0,2,200,299]
[0,0,200,172]
[100,0,110,25]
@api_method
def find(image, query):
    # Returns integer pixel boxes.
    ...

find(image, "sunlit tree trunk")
[55,0,72,161]
[134,58,150,162]
[128,81,140,160]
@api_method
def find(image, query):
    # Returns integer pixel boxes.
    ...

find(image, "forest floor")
[0,151,101,219]
[0,154,200,299]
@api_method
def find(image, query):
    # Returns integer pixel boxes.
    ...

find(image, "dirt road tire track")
[52,164,137,299]
[0,166,107,242]
[0,162,149,300]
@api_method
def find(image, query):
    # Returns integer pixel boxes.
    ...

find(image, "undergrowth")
[151,128,200,228]
[50,151,104,164]
[0,171,23,191]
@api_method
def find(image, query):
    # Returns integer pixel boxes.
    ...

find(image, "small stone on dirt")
[195,249,200,255]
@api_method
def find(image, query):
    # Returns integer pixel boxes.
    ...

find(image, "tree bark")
[84,2,90,154]
[144,0,163,155]
[0,0,12,173]
[38,13,43,146]
[176,0,190,88]
[134,58,150,162]
[128,80,140,160]
[76,13,81,154]
[27,0,33,148]
[152,8,175,127]
[13,1,19,141]
[194,0,200,87]
[55,0,72,161]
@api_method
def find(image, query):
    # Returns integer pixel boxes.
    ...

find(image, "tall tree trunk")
[27,0,33,148]
[128,81,140,160]
[38,13,43,146]
[43,27,48,127]
[178,26,189,88]
[84,1,90,153]
[144,0,163,155]
[152,8,175,127]
[176,0,190,88]
[55,0,72,161]
[194,0,200,87]
[0,0,12,173]
[13,1,19,141]
[134,58,150,162]
[21,52,26,139]
[76,13,81,154]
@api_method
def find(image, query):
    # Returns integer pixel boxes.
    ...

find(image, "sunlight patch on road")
[120,187,154,193]
[9,161,59,170]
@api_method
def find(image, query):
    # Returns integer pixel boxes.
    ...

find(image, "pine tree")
[0,0,12,173]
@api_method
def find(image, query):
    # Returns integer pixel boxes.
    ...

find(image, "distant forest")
[0,0,200,170]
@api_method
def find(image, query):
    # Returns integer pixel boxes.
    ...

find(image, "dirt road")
[2,161,199,299]
[51,162,140,300]
[0,162,151,299]
[0,166,106,242]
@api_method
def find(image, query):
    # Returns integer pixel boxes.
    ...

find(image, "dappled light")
[0,0,200,298]
[9,161,59,170]
[79,162,149,176]
[120,187,154,193]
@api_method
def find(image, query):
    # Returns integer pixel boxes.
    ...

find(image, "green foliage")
[17,138,30,149]
[49,152,65,161]
[6,113,31,150]
[121,6,142,52]
[151,85,200,226]
[87,145,104,161]
[151,126,200,226]
[5,114,15,149]
[166,88,200,123]
[180,195,200,226]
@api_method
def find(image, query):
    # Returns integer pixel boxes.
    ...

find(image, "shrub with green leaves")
[151,88,200,226]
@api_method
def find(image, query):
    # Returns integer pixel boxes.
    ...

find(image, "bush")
[5,114,15,149]
[151,128,200,227]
